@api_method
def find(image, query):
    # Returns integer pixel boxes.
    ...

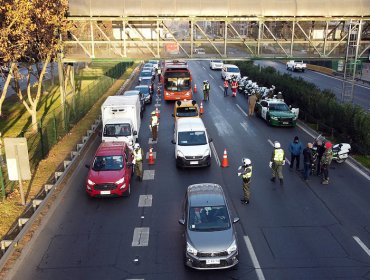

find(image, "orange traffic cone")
[155,107,160,118]
[221,149,229,168]
[199,102,204,114]
[148,147,155,165]
[194,84,197,93]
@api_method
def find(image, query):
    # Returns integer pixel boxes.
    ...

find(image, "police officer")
[321,141,333,184]
[238,158,252,204]
[150,111,159,141]
[132,143,144,181]
[156,67,162,81]
[203,80,210,101]
[269,141,285,185]
[223,79,229,96]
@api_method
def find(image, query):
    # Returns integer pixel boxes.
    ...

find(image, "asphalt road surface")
[255,60,370,111]
[5,61,370,280]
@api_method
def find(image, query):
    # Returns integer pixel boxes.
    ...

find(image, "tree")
[0,0,70,131]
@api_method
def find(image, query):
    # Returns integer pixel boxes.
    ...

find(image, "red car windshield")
[92,155,123,171]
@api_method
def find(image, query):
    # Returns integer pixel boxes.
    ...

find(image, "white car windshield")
[178,131,207,146]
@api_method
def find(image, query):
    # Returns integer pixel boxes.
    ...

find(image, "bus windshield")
[165,77,191,91]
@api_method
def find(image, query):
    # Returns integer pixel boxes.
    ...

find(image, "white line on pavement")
[202,66,206,70]
[138,195,153,207]
[209,73,215,80]
[236,104,248,118]
[210,142,220,166]
[353,236,370,257]
[313,71,370,90]
[132,227,150,247]
[219,85,224,92]
[244,236,266,280]
[297,123,370,181]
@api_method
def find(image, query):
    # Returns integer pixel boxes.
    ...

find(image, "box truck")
[101,95,141,146]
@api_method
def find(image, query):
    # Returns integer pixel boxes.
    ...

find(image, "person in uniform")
[238,158,253,204]
[150,111,159,141]
[270,141,285,185]
[132,143,144,181]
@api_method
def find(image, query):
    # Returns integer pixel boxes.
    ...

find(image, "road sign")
[4,138,31,181]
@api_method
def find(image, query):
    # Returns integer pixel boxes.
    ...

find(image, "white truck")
[101,95,141,146]
[286,60,307,72]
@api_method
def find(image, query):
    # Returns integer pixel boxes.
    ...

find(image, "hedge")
[234,61,370,155]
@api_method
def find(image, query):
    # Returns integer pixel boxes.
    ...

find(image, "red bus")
[162,60,193,101]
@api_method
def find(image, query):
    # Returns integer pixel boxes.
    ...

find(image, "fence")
[0,61,133,199]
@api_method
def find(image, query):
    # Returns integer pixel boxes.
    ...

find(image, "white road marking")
[240,121,257,137]
[219,85,223,91]
[202,66,206,70]
[138,195,153,207]
[132,227,150,246]
[143,170,155,180]
[244,236,266,280]
[313,71,370,90]
[353,236,370,257]
[236,104,248,118]
[210,142,220,166]
[209,73,215,80]
[297,123,370,181]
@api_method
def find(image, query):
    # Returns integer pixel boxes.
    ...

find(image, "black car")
[140,77,154,94]
[138,70,154,83]
[123,90,145,118]
[135,85,152,104]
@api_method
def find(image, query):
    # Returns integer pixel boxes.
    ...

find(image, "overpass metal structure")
[64,0,370,102]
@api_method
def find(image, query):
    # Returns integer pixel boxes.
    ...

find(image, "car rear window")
[176,107,198,117]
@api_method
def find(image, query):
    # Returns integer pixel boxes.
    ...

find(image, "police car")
[255,98,299,127]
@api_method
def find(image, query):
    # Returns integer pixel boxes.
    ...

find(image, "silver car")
[179,183,239,270]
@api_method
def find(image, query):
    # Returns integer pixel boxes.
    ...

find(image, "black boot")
[270,177,275,182]
[280,178,284,185]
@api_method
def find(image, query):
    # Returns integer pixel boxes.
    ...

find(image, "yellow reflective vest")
[151,116,158,126]
[133,148,143,162]
[273,148,284,163]
[242,166,252,180]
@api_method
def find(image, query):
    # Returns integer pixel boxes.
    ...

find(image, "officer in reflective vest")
[223,79,229,96]
[269,141,285,185]
[203,80,210,101]
[132,143,144,181]
[157,67,162,82]
[150,111,159,141]
[238,158,252,204]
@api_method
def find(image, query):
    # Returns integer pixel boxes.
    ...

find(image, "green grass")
[352,155,370,170]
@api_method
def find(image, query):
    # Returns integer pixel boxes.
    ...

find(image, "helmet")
[203,80,207,84]
[325,141,332,149]
[134,143,140,149]
[272,85,275,89]
[151,111,156,115]
[242,158,251,166]
[274,141,281,148]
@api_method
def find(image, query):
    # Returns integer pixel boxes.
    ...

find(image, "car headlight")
[202,148,210,158]
[270,116,278,120]
[87,179,95,185]
[86,185,92,190]
[177,150,185,158]
[186,242,198,256]
[226,240,237,255]
[116,177,125,185]
[119,183,126,190]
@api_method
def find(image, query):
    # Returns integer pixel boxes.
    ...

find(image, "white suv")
[209,60,224,70]
[221,64,241,80]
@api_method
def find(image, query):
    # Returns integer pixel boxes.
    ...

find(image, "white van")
[172,118,212,167]
[221,64,241,80]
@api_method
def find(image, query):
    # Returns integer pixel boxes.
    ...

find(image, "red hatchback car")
[85,142,133,197]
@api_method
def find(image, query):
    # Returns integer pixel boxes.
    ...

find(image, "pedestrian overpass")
[65,0,370,62]
[63,0,370,102]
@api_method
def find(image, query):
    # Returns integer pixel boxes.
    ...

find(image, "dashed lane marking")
[353,236,370,257]
[236,104,248,118]
[202,66,206,70]
[244,236,266,280]
[209,73,215,80]
[143,170,155,180]
[210,142,220,166]
[132,227,150,247]
[148,138,158,145]
[138,195,153,207]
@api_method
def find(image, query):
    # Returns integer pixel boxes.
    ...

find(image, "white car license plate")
[206,259,220,265]
[190,161,199,165]
[100,190,111,195]
[283,122,289,124]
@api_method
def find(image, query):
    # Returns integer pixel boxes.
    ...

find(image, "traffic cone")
[148,147,155,165]
[221,149,229,168]
[155,107,160,118]
[194,84,197,93]
[199,102,204,114]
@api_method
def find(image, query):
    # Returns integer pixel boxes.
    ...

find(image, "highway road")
[255,60,370,111]
[5,61,370,280]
